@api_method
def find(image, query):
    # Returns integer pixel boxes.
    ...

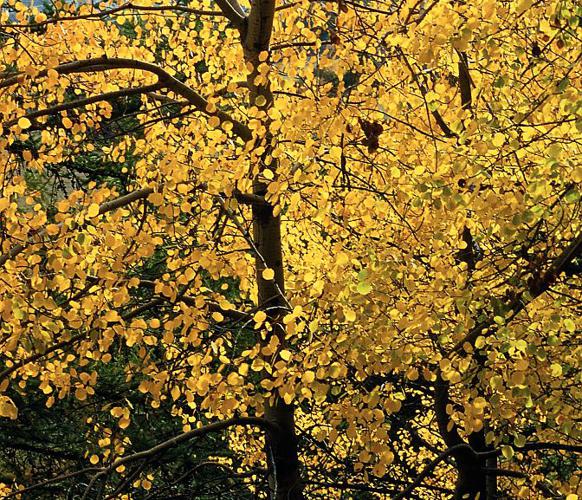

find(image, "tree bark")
[434,376,487,500]
[252,187,303,499]
[252,160,303,500]
[243,0,304,496]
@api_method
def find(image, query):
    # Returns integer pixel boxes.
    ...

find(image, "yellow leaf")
[336,252,350,266]
[492,133,505,147]
[344,308,356,322]
[110,407,124,417]
[18,117,31,129]
[45,224,60,236]
[329,362,342,378]
[501,445,514,460]
[563,318,575,332]
[302,370,315,384]
[227,372,241,385]
[482,0,496,19]
[254,311,267,324]
[148,192,164,206]
[514,434,526,447]
[0,396,18,419]
[208,115,220,128]
[87,203,100,218]
[262,268,275,280]
[280,349,292,361]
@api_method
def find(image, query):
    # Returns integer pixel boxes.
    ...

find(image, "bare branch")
[2,467,101,499]
[146,92,188,106]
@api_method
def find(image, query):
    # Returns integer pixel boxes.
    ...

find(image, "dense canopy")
[0,0,580,497]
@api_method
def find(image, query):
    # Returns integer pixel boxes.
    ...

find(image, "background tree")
[0,0,581,498]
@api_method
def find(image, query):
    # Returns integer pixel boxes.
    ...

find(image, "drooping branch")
[0,57,251,141]
[131,279,252,322]
[105,417,277,468]
[80,417,277,500]
[3,83,163,129]
[0,187,154,268]
[0,296,163,382]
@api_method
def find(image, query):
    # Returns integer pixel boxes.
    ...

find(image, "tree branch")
[0,296,163,382]
[0,187,154,268]
[3,83,162,129]
[80,417,276,500]
[0,57,251,141]
[398,48,456,138]
[0,2,224,29]
[392,444,474,500]
[451,229,582,354]
[214,0,247,29]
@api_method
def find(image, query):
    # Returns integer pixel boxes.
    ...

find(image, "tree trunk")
[454,438,487,500]
[264,399,303,499]
[252,187,303,499]
[486,455,498,500]
[241,0,303,495]
[435,375,488,500]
